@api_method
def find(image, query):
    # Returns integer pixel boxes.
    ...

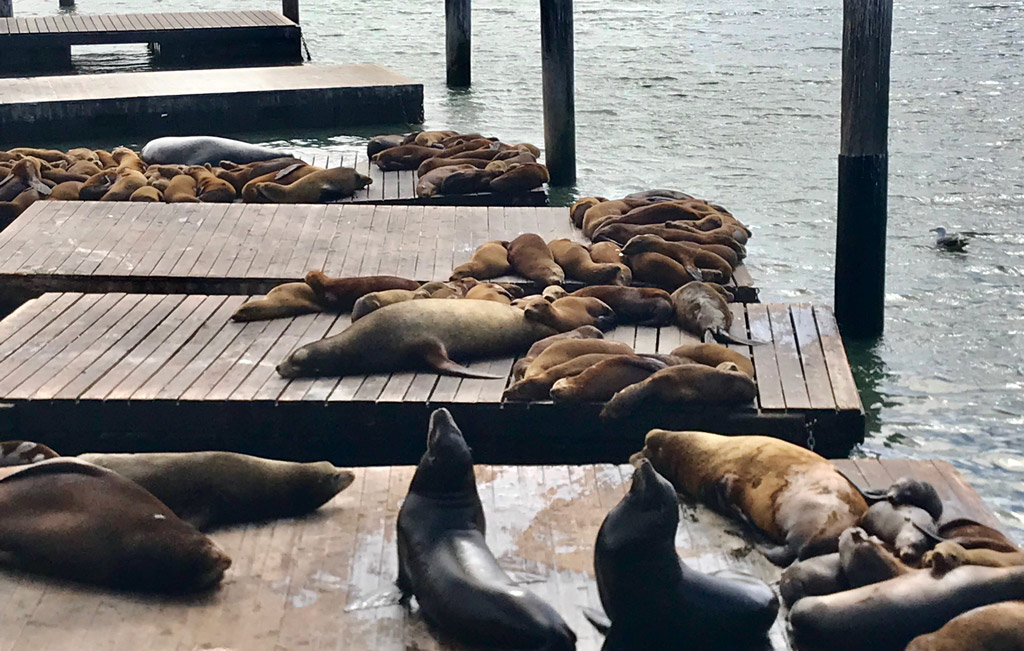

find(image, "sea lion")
[350,288,418,321]
[437,168,501,195]
[276,299,557,379]
[99,169,148,201]
[789,566,1024,651]
[367,134,406,158]
[253,167,372,203]
[303,271,420,312]
[40,167,88,184]
[417,155,491,177]
[601,362,756,418]
[0,189,41,222]
[372,144,444,171]
[66,147,99,163]
[436,138,496,158]
[522,295,616,332]
[77,451,354,530]
[241,163,322,203]
[129,185,163,202]
[438,133,485,147]
[397,409,577,650]
[508,233,564,286]
[94,149,117,168]
[570,286,674,326]
[622,234,734,283]
[5,147,69,164]
[502,353,626,401]
[67,159,103,178]
[450,240,512,281]
[670,342,754,378]
[934,518,1019,553]
[230,282,325,322]
[623,189,694,202]
[905,600,1024,651]
[415,163,476,197]
[0,458,230,592]
[521,338,635,381]
[511,325,605,381]
[839,527,914,588]
[860,500,940,564]
[141,136,287,166]
[632,430,869,565]
[489,163,550,194]
[0,158,51,201]
[0,440,59,466]
[413,130,459,147]
[853,477,944,521]
[779,553,848,607]
[671,281,761,345]
[112,146,146,173]
[581,199,651,238]
[586,459,778,650]
[214,157,305,193]
[923,541,1024,571]
[570,197,606,228]
[163,173,200,203]
[447,148,504,162]
[184,165,236,203]
[548,239,629,285]
[550,356,668,402]
[626,251,702,290]
[594,223,747,257]
[464,282,514,304]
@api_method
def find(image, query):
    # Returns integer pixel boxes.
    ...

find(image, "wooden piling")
[0,0,12,18]
[834,0,892,338]
[59,0,75,9]
[282,0,299,23]
[540,0,576,186]
[445,0,471,87]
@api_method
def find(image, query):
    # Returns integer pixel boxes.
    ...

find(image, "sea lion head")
[283,461,356,511]
[885,477,943,520]
[604,459,680,547]
[355,171,373,189]
[619,233,665,257]
[276,341,334,379]
[409,408,477,497]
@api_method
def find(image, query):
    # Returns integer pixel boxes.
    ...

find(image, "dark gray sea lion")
[0,458,230,592]
[366,134,406,157]
[276,299,557,379]
[396,409,577,650]
[586,459,778,650]
[670,281,762,345]
[860,501,939,564]
[788,565,1024,651]
[141,136,287,166]
[779,553,848,606]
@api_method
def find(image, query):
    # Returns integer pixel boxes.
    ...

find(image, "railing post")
[539,0,576,186]
[834,0,892,338]
[445,0,470,87]
[282,0,299,24]
[1,0,12,18]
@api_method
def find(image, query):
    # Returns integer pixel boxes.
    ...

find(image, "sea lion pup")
[550,356,668,402]
[622,234,734,282]
[367,133,406,157]
[671,281,762,345]
[350,288,418,321]
[230,282,325,322]
[77,451,354,530]
[789,566,1024,651]
[0,158,51,201]
[163,172,201,203]
[779,553,848,606]
[303,271,420,312]
[924,541,1024,571]
[670,342,754,378]
[372,144,444,171]
[839,527,914,589]
[254,167,373,203]
[521,338,635,381]
[489,162,550,194]
[0,440,59,466]
[450,240,512,281]
[99,169,148,201]
[503,353,626,401]
[464,282,514,304]
[569,197,606,228]
[276,299,557,379]
[586,460,778,650]
[397,409,577,650]
[905,601,1024,651]
[183,165,236,203]
[523,295,616,332]
[129,185,163,202]
[415,163,477,197]
[508,233,565,286]
[511,325,605,381]
[548,239,628,285]
[569,286,674,326]
[240,163,322,203]
[631,430,868,566]
[600,362,756,417]
[0,458,230,592]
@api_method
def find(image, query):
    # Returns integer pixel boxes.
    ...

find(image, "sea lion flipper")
[419,342,503,379]
[582,606,611,634]
[273,163,305,181]
[759,542,798,567]
[710,328,766,346]
[0,173,13,187]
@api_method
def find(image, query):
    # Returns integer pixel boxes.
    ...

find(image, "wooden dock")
[0,293,863,460]
[0,202,758,300]
[0,460,999,651]
[0,64,423,142]
[0,11,301,73]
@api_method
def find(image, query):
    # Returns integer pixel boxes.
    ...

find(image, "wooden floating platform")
[0,293,863,460]
[0,460,999,651]
[0,11,301,73]
[0,202,758,301]
[0,64,423,142]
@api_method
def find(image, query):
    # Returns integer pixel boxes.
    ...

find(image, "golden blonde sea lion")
[510,325,605,381]
[240,163,321,203]
[507,233,564,286]
[489,162,550,194]
[163,173,200,203]
[99,169,148,201]
[129,185,164,202]
[521,295,616,332]
[622,233,734,283]
[548,238,629,285]
[46,180,83,201]
[350,289,419,321]
[463,283,514,304]
[670,342,754,378]
[112,146,146,173]
[549,355,668,402]
[230,282,325,322]
[502,353,625,401]
[602,363,756,419]
[521,338,635,381]
[450,240,512,281]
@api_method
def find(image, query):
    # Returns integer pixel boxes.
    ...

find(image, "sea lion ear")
[204,163,213,171]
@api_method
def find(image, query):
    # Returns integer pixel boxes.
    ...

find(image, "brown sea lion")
[550,355,668,402]
[413,130,459,147]
[240,163,322,203]
[632,430,867,565]
[570,286,674,326]
[94,149,117,168]
[0,158,51,201]
[503,353,625,401]
[417,156,490,177]
[447,148,504,162]
[463,282,514,304]
[508,233,564,286]
[489,163,550,194]
[99,169,148,201]
[163,173,200,203]
[511,325,605,381]
[860,500,941,564]
[587,241,633,281]
[522,338,636,381]
[112,146,146,172]
[77,451,354,530]
[367,134,406,158]
[789,566,1024,651]
[670,342,754,378]
[435,138,495,158]
[623,189,694,202]
[415,163,477,197]
[450,240,512,281]
[186,165,236,202]
[904,600,1024,651]
[40,167,88,184]
[594,222,747,257]
[0,189,41,222]
[67,159,103,178]
[0,458,230,592]
[622,234,734,282]
[276,299,557,379]
[230,282,325,322]
[254,167,372,203]
[6,147,69,164]
[214,157,304,193]
[438,133,486,147]
[601,363,756,418]
[924,541,1024,572]
[350,288,419,321]
[437,168,501,195]
[840,527,914,589]
[626,251,702,290]
[66,147,99,163]
[373,144,445,171]
[934,518,1020,553]
[570,197,606,228]
[582,199,651,238]
[129,185,163,202]
[78,171,118,201]
[521,295,616,332]
[548,238,629,285]
[303,272,420,312]
[671,281,761,345]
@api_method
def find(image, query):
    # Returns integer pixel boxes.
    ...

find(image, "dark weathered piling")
[445,0,471,87]
[59,0,75,9]
[282,0,299,23]
[1,0,12,18]
[834,0,892,338]
[539,0,576,186]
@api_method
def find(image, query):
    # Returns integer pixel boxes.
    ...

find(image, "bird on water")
[930,227,969,252]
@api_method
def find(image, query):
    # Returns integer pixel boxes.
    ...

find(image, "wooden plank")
[790,304,836,409]
[767,303,811,410]
[746,303,785,410]
[813,306,863,411]
[204,314,295,401]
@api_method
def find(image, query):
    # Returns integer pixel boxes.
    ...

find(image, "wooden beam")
[445,0,470,87]
[282,0,299,23]
[539,0,576,186]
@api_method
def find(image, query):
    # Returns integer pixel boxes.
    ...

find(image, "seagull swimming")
[929,227,969,252]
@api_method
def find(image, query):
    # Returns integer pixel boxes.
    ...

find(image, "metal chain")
[806,418,817,451]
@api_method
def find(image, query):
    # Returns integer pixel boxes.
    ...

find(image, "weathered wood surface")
[0,460,998,651]
[0,294,862,460]
[0,65,423,141]
[0,203,757,300]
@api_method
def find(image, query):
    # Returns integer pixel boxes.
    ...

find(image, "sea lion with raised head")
[548,239,629,285]
[253,167,372,203]
[303,271,420,312]
[923,541,1024,571]
[396,409,577,650]
[141,136,287,166]
[0,458,230,592]
[570,286,674,326]
[0,158,51,201]
[508,233,564,286]
[601,363,756,418]
[277,299,557,379]
[839,527,914,588]
[586,459,778,650]
[511,326,605,381]
[350,288,418,321]
[522,295,616,332]
[904,600,1024,651]
[550,356,668,403]
[671,281,761,345]
[631,430,868,566]
[450,240,512,281]
[230,282,325,322]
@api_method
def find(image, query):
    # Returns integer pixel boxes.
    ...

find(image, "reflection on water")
[12,0,1024,538]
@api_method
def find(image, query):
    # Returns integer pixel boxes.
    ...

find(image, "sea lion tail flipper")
[911,520,946,544]
[758,542,798,567]
[710,328,765,346]
[686,264,703,281]
[274,162,306,181]
[581,606,611,635]
[419,342,503,379]
[600,382,650,420]
[30,180,52,196]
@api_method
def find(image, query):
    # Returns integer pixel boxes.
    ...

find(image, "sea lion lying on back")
[276,299,557,379]
[632,430,868,566]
